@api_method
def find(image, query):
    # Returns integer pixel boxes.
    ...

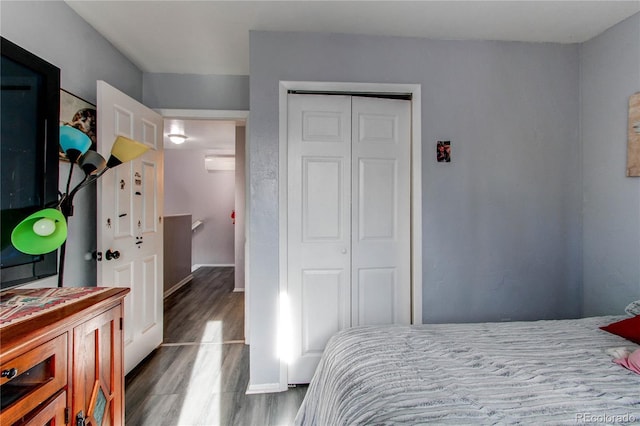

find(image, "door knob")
[341,248,347,254]
[105,249,120,260]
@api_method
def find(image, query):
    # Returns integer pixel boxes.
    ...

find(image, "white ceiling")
[65,1,640,150]
[66,1,640,76]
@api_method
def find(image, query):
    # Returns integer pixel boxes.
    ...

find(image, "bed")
[295,316,640,425]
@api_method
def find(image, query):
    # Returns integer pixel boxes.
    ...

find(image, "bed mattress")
[295,316,640,425]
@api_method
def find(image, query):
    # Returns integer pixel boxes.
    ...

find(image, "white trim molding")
[278,80,423,391]
[191,263,235,272]
[245,383,285,395]
[163,274,194,299]
[156,109,249,123]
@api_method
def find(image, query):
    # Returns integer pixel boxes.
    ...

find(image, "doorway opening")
[158,108,249,342]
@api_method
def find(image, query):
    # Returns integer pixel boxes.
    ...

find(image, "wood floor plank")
[125,267,307,425]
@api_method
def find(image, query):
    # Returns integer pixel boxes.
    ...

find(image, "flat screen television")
[1,37,60,289]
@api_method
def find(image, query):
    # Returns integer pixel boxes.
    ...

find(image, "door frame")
[155,108,251,344]
[277,81,422,390]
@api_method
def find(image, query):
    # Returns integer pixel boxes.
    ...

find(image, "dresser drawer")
[0,333,68,425]
[17,390,66,426]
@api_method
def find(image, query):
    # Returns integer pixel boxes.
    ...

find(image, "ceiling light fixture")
[168,133,188,144]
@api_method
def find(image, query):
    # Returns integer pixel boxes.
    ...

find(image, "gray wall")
[581,13,640,316]
[142,71,248,275]
[163,214,192,293]
[1,1,142,287]
[248,31,582,386]
[164,149,235,266]
[143,73,249,110]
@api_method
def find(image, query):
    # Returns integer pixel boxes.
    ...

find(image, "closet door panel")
[357,267,396,325]
[287,94,351,384]
[301,269,345,353]
[351,96,411,326]
[358,158,397,240]
[303,158,343,241]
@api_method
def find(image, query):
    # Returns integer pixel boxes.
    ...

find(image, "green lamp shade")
[11,208,67,255]
[60,125,92,163]
[106,136,150,168]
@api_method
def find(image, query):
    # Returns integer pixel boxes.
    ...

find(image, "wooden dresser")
[0,287,129,426]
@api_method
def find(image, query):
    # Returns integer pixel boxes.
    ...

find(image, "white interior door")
[287,94,411,383]
[97,81,164,374]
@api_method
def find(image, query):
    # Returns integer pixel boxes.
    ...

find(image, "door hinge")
[65,407,70,424]
[120,317,124,330]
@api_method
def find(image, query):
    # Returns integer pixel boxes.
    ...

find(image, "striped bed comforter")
[295,317,640,425]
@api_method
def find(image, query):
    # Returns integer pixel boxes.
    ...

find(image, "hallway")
[125,267,307,425]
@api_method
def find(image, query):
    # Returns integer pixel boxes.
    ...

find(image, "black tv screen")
[1,37,60,289]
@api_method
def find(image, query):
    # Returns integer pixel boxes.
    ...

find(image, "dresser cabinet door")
[20,390,66,425]
[72,306,124,426]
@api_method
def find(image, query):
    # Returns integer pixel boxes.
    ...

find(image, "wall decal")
[627,92,640,177]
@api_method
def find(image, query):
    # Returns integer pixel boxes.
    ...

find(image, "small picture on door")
[437,141,451,163]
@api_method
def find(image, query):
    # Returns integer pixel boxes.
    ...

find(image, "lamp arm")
[71,166,111,196]
[57,193,73,218]
[58,161,110,217]
[59,175,89,218]
[94,165,110,180]
[68,175,93,199]
[65,160,75,197]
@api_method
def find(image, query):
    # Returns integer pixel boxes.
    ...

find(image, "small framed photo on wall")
[437,141,451,163]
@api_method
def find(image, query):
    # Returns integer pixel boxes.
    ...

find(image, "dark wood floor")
[125,267,307,425]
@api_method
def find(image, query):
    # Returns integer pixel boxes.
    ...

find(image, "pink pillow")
[614,349,640,375]
[600,315,640,344]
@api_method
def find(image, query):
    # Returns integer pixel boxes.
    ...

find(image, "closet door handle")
[341,248,348,254]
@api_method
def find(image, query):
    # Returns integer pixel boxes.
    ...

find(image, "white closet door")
[351,96,411,326]
[287,94,352,384]
[287,94,411,383]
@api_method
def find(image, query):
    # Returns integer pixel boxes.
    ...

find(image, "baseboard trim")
[245,383,285,394]
[163,274,194,299]
[161,340,245,347]
[233,288,245,292]
[192,263,235,272]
